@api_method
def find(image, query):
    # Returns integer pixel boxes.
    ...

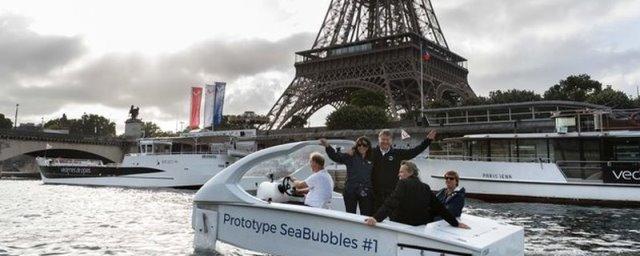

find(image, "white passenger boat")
[192,140,524,256]
[421,130,640,207]
[37,130,260,189]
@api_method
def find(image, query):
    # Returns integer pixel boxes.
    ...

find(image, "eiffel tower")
[263,0,475,130]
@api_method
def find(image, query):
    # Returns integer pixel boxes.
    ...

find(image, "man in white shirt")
[292,152,334,209]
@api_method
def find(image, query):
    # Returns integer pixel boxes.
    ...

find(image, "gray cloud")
[0,14,85,81]
[437,0,640,95]
[0,17,313,124]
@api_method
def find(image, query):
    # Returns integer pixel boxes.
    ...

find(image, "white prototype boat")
[37,130,261,189]
[192,140,524,256]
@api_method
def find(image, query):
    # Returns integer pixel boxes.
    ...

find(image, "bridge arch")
[0,139,124,163]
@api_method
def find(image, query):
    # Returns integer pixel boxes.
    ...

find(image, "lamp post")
[14,104,19,129]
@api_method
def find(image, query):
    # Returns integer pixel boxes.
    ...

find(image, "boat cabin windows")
[443,136,637,164]
[612,138,640,161]
[139,141,172,155]
[464,139,549,162]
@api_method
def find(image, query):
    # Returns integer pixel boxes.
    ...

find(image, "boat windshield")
[242,141,353,191]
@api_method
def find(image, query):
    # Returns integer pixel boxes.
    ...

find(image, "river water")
[1,180,638,256]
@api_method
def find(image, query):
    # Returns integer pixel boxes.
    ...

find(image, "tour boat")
[192,140,524,256]
[421,130,640,207]
[36,130,262,189]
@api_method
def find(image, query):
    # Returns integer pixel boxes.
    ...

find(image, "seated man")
[365,161,469,229]
[291,152,334,209]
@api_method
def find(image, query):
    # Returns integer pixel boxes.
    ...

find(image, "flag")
[213,82,226,127]
[203,84,215,128]
[45,143,52,150]
[401,129,411,140]
[189,87,203,129]
[422,50,431,61]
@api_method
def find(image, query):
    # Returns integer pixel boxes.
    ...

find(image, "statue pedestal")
[124,119,143,139]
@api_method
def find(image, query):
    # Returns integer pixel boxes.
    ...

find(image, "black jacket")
[325,146,373,191]
[435,187,466,217]
[371,139,431,193]
[373,176,459,227]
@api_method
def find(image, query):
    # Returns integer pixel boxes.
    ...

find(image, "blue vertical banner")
[213,82,226,127]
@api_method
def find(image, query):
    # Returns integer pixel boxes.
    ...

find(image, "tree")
[543,74,602,102]
[587,86,634,109]
[44,113,70,130]
[349,90,388,108]
[283,115,307,129]
[45,113,116,136]
[426,99,455,109]
[326,105,389,130]
[0,113,13,129]
[461,96,490,106]
[634,97,640,108]
[142,122,174,137]
[489,89,542,104]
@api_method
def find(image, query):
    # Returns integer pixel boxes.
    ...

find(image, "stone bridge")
[0,130,134,174]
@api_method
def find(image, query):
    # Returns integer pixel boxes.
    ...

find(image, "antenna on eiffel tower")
[262,0,475,130]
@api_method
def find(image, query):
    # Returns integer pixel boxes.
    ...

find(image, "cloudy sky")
[1,0,639,133]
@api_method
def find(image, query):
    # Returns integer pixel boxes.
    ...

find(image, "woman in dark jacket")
[435,170,466,217]
[365,161,469,229]
[321,137,374,216]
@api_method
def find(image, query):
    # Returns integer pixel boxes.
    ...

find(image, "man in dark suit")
[371,129,436,212]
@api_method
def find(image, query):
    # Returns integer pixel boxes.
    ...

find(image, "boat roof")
[137,129,257,144]
[446,130,640,141]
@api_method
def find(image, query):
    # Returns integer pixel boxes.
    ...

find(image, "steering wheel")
[278,176,303,197]
[278,176,294,196]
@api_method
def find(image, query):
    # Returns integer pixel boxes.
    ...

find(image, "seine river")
[1,180,638,256]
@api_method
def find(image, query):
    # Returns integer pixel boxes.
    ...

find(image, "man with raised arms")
[371,129,436,212]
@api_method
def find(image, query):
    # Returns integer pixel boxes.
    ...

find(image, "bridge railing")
[0,129,126,145]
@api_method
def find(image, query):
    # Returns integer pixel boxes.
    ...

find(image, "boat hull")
[420,158,640,207]
[193,203,524,256]
[37,154,235,188]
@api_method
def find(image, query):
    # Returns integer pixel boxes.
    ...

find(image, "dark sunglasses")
[357,143,369,148]
[444,176,456,181]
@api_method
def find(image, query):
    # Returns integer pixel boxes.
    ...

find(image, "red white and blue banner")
[203,84,215,128]
[213,82,226,127]
[189,87,203,129]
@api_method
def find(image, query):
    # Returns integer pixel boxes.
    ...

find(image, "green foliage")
[349,90,388,108]
[325,89,390,130]
[587,86,634,108]
[489,89,542,104]
[0,113,13,129]
[216,114,269,130]
[543,74,602,102]
[44,113,115,136]
[427,99,455,109]
[462,96,490,106]
[283,115,307,129]
[326,105,389,130]
[142,122,175,137]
